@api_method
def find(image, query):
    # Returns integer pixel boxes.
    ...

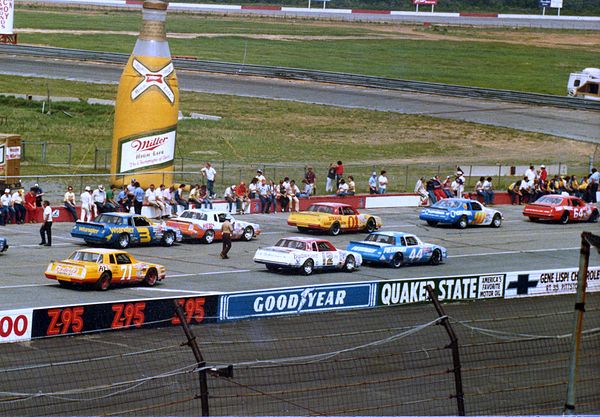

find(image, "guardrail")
[1,44,599,112]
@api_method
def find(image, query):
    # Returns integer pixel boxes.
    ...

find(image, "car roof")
[74,248,127,255]
[185,209,227,215]
[280,236,331,243]
[372,231,413,238]
[99,212,137,218]
[307,202,352,208]
[444,198,477,204]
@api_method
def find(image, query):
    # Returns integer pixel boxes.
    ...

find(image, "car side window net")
[134,217,150,227]
[116,254,132,264]
[405,236,418,246]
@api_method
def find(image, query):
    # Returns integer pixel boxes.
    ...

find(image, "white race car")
[253,236,362,275]
[167,209,261,243]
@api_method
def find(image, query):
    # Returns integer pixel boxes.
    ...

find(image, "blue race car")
[346,231,446,268]
[419,198,502,229]
[0,236,8,253]
[71,213,182,249]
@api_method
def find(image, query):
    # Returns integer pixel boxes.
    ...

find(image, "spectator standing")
[255,169,266,183]
[25,188,37,223]
[201,162,217,198]
[326,163,336,193]
[539,164,548,186]
[257,179,272,213]
[335,161,344,189]
[220,215,233,259]
[80,186,94,221]
[64,186,78,221]
[482,177,494,205]
[588,168,600,203]
[432,176,446,201]
[12,189,25,224]
[31,183,44,207]
[378,170,388,194]
[133,182,145,215]
[304,166,316,195]
[414,177,429,206]
[441,176,454,198]
[39,201,53,246]
[426,178,437,204]
[508,180,523,205]
[524,165,537,182]
[175,184,189,211]
[369,172,378,194]
[519,176,534,203]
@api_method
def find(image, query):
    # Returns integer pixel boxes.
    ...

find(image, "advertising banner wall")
[0,309,33,343]
[504,266,600,298]
[219,283,377,321]
[0,0,14,35]
[378,273,505,306]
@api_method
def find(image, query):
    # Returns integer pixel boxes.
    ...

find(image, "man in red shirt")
[335,161,344,189]
[539,164,548,186]
[236,181,250,214]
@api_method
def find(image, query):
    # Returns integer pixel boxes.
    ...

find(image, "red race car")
[523,194,598,224]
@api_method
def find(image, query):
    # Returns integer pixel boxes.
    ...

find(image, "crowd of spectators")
[413,167,476,206]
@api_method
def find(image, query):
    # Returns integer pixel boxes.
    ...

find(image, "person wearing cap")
[80,186,94,222]
[127,178,137,195]
[223,184,239,213]
[0,188,15,225]
[255,169,265,183]
[24,188,37,223]
[220,214,233,259]
[39,200,53,247]
[257,178,272,213]
[369,171,378,194]
[538,164,547,186]
[200,162,217,199]
[92,184,107,215]
[12,189,26,224]
[31,183,44,208]
[63,185,78,222]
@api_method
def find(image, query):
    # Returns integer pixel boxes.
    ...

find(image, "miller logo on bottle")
[110,0,179,188]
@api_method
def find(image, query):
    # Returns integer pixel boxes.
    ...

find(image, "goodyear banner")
[504,266,600,298]
[378,274,505,306]
[219,283,377,321]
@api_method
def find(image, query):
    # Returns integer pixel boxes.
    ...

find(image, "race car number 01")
[0,314,28,338]
[171,298,205,325]
[347,215,358,229]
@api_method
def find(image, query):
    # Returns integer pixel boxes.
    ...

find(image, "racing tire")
[560,212,569,225]
[365,218,377,233]
[426,220,438,227]
[162,231,176,247]
[391,253,403,268]
[456,216,468,230]
[430,249,442,266]
[58,280,72,288]
[491,214,502,228]
[117,233,130,249]
[297,227,310,233]
[528,217,538,223]
[343,255,356,272]
[589,211,599,223]
[301,259,314,276]
[143,268,158,287]
[242,226,254,242]
[203,229,215,244]
[95,272,111,291]
[329,222,341,236]
[266,264,279,272]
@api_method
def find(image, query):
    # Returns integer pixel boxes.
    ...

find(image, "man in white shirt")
[145,184,166,218]
[160,184,173,217]
[80,186,93,222]
[64,186,77,221]
[12,189,26,224]
[519,176,534,203]
[39,200,53,246]
[92,184,107,215]
[1,189,15,225]
[201,162,217,198]
[524,165,537,182]
[255,169,266,183]
[378,170,388,194]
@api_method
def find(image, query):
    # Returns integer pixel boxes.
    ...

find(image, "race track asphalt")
[0,204,597,311]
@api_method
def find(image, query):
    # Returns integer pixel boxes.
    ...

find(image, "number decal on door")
[138,228,151,243]
[119,265,133,281]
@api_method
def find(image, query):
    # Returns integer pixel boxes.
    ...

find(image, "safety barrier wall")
[2,266,599,343]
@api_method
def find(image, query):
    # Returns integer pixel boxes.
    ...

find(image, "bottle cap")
[143,1,168,10]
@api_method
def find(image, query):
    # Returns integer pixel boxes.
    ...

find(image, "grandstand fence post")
[564,231,599,414]
[425,285,465,416]
[174,301,210,416]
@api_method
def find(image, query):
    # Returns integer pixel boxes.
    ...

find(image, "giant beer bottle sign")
[111,0,179,188]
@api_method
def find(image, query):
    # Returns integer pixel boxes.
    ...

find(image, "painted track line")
[450,247,579,258]
[167,269,251,278]
[131,288,223,294]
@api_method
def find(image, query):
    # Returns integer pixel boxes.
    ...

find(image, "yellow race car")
[45,248,166,291]
[287,202,382,236]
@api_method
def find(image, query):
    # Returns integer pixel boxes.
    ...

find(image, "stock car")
[523,194,599,224]
[287,202,382,236]
[419,198,503,229]
[0,236,7,253]
[253,237,362,275]
[71,212,182,248]
[346,232,447,268]
[166,209,260,243]
[45,248,166,290]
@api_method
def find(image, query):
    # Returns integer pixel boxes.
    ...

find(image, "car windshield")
[364,234,395,244]
[68,251,102,263]
[181,211,207,221]
[433,200,462,209]
[536,196,563,205]
[95,214,125,225]
[275,239,307,250]
[307,205,334,214]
